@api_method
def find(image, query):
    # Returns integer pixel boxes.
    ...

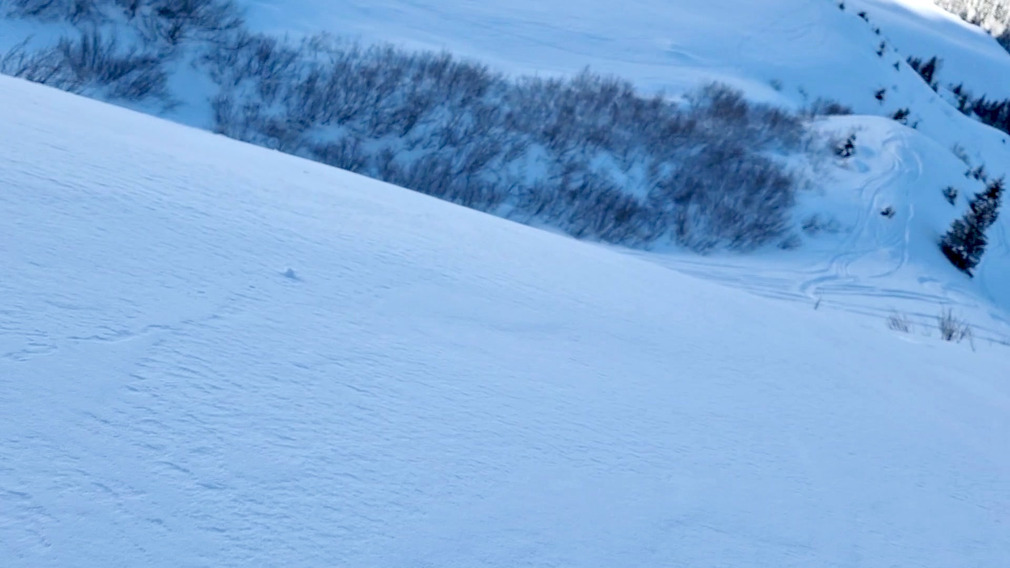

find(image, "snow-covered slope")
[240,0,1010,330]
[3,0,1010,328]
[244,0,1010,106]
[2,74,1009,567]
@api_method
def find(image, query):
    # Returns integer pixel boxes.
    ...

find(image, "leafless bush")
[2,31,167,100]
[803,97,853,117]
[937,309,973,343]
[0,38,69,83]
[126,0,243,48]
[2,6,813,252]
[204,35,809,250]
[6,0,244,53]
[5,0,103,22]
[887,312,912,332]
[802,214,841,236]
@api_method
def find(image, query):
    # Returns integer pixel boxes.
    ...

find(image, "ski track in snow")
[645,128,1010,344]
[233,0,1010,343]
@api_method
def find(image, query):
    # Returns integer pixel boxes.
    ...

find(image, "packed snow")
[2,73,1009,567]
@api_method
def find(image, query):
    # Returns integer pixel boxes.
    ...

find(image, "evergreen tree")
[906,55,941,89]
[941,217,987,275]
[971,177,1004,229]
[940,176,1004,276]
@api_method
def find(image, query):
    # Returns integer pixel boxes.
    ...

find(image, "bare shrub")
[56,30,167,99]
[943,185,958,205]
[937,309,972,342]
[0,38,69,83]
[2,31,167,101]
[802,214,840,236]
[2,8,813,252]
[6,0,245,54]
[202,34,808,250]
[887,312,912,332]
[5,0,103,23]
[832,132,856,157]
[127,0,243,49]
[804,97,853,117]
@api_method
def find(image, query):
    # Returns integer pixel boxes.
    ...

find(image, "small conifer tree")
[940,177,1003,276]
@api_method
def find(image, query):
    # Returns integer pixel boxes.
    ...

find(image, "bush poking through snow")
[951,143,970,165]
[936,309,972,343]
[56,30,168,99]
[804,97,853,117]
[906,55,941,90]
[5,0,244,52]
[887,312,912,332]
[943,186,959,205]
[5,0,103,23]
[834,133,856,157]
[203,35,808,251]
[1,31,168,101]
[2,0,813,252]
[801,214,840,236]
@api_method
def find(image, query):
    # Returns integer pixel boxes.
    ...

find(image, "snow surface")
[4,0,1010,326]
[2,74,1010,567]
[243,0,1010,104]
[239,0,1010,331]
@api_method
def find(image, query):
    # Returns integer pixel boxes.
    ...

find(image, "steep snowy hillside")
[3,0,1010,328]
[242,0,1010,323]
[3,75,1010,567]
[244,0,1009,106]
[850,0,1010,99]
[240,0,1010,184]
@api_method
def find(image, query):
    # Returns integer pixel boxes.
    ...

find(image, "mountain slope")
[2,74,1009,567]
[3,0,1010,325]
[244,0,1010,327]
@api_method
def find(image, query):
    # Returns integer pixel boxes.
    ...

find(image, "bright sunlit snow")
[2,73,1009,567]
[3,0,1010,565]
[236,0,1010,324]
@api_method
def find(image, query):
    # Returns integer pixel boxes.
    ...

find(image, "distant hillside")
[933,0,1010,48]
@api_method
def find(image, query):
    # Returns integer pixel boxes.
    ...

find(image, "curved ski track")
[650,133,1010,344]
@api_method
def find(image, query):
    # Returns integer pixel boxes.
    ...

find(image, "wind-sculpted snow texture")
[2,73,1010,568]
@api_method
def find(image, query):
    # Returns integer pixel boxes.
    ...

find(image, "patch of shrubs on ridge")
[2,0,815,251]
